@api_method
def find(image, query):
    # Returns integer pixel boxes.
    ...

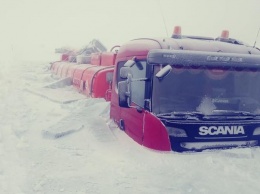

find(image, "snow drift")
[1,57,260,194]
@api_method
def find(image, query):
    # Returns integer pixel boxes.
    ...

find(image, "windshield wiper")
[157,111,204,120]
[157,110,260,120]
[202,110,260,120]
[210,110,255,116]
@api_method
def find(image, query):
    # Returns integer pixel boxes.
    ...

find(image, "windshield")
[152,66,260,115]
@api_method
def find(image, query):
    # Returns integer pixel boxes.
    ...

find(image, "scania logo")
[199,126,245,136]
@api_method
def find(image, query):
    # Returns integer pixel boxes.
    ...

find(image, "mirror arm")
[131,78,148,81]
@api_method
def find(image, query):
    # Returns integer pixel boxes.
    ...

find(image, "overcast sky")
[1,0,260,60]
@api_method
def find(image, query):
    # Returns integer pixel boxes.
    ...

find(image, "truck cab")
[110,28,260,152]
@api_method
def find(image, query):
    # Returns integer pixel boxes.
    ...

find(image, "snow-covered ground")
[1,57,260,194]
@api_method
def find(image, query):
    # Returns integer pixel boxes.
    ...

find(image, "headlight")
[167,127,187,137]
[253,127,260,135]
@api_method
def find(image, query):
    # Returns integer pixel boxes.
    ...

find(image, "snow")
[1,57,260,194]
[196,96,217,115]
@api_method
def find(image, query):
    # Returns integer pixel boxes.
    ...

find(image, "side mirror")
[120,67,132,79]
[118,81,129,107]
[124,59,136,67]
[106,72,113,83]
[156,65,172,79]
[118,75,133,108]
[124,58,143,70]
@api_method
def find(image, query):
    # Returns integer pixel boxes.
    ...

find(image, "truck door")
[118,61,147,145]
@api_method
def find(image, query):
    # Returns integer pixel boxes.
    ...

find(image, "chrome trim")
[195,136,248,140]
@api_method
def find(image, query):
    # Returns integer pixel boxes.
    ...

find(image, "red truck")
[110,27,260,152]
[50,27,260,152]
[50,45,117,101]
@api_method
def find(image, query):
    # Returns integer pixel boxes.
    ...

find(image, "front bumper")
[165,119,260,152]
[170,137,259,152]
[179,140,258,151]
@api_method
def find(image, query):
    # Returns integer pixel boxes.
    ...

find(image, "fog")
[0,0,260,60]
[1,1,260,193]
